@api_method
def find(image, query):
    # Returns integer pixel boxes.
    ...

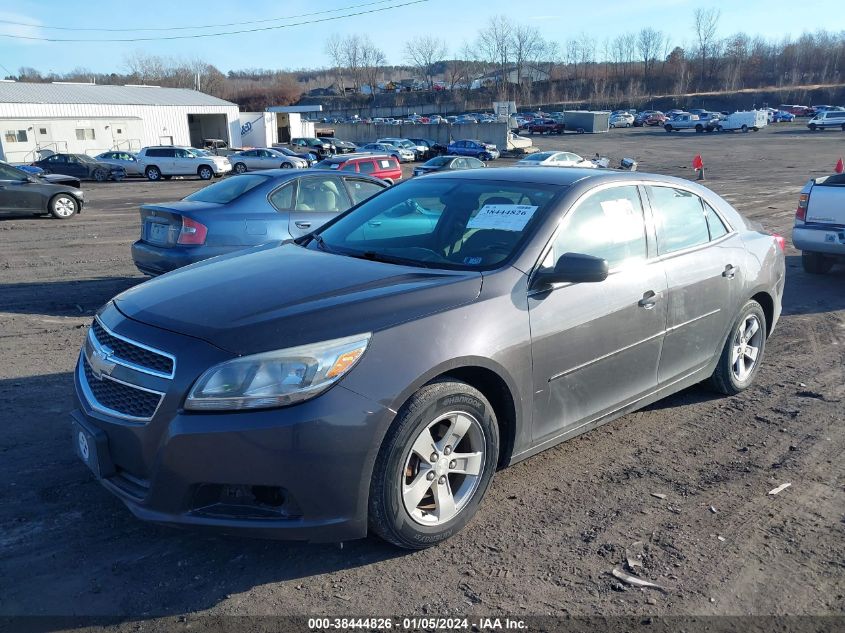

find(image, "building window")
[116,128,122,134]
[39,128,47,135]
[75,128,95,141]
[4,130,27,143]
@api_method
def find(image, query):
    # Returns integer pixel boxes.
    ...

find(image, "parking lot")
[2,123,844,628]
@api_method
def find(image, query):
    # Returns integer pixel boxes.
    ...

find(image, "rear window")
[316,160,341,169]
[145,148,174,158]
[378,159,396,169]
[184,174,269,204]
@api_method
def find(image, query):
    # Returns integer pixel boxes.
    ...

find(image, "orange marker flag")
[836,157,844,174]
[692,155,704,170]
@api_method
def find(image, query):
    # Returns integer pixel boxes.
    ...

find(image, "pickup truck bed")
[792,173,845,273]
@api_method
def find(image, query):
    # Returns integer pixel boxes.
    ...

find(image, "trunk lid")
[138,202,219,248]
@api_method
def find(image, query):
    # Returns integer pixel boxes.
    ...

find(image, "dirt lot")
[1,123,844,631]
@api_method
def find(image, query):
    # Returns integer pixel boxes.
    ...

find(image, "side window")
[378,159,392,169]
[0,163,26,180]
[647,186,710,254]
[47,154,63,163]
[268,183,294,211]
[358,161,375,174]
[547,185,647,270]
[295,177,351,212]
[345,178,385,205]
[704,202,729,240]
[340,162,357,172]
[175,149,191,158]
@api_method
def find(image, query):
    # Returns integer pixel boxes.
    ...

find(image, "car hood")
[113,243,482,355]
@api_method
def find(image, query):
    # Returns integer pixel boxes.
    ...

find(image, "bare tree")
[512,23,544,87]
[637,28,664,81]
[475,15,513,98]
[360,37,387,99]
[324,33,346,93]
[694,8,720,85]
[405,35,447,89]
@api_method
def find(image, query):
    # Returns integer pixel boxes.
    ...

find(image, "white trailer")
[715,110,768,132]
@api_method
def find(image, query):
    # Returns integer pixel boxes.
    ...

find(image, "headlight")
[185,333,371,411]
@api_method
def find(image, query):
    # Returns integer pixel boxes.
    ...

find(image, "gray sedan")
[95,151,143,176]
[229,148,308,173]
[72,167,784,549]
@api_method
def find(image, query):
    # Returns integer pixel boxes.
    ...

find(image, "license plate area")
[146,220,174,246]
[71,414,115,479]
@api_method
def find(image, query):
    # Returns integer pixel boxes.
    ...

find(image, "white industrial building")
[238,109,318,148]
[0,81,240,163]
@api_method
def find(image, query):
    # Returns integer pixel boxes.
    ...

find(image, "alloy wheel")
[52,196,76,218]
[731,315,763,382]
[401,411,485,526]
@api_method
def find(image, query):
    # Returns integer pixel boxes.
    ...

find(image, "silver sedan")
[230,148,308,173]
[95,151,143,176]
[516,151,597,168]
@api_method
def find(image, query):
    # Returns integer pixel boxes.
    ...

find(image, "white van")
[715,110,768,132]
[808,110,845,131]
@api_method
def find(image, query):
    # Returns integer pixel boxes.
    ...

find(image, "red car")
[780,104,812,117]
[644,112,667,126]
[317,153,402,185]
[527,118,565,135]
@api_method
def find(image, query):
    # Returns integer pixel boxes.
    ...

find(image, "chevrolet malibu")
[72,168,785,548]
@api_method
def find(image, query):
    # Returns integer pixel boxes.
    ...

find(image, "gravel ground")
[1,123,843,632]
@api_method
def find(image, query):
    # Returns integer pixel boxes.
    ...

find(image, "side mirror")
[532,253,609,288]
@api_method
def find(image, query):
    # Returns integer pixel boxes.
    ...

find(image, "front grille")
[92,319,174,376]
[82,355,162,420]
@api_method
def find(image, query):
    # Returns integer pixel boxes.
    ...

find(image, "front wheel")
[802,251,834,274]
[368,380,500,549]
[741,125,749,133]
[809,123,817,131]
[708,300,767,395]
[93,168,108,182]
[479,152,492,161]
[48,194,78,219]
[145,166,161,181]
[280,162,293,169]
[664,124,673,132]
[198,165,214,180]
[233,162,247,174]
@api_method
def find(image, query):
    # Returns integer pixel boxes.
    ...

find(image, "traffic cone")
[836,157,844,174]
[692,154,704,180]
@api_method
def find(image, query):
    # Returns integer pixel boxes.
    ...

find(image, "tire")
[664,124,673,132]
[841,124,845,131]
[809,123,817,131]
[198,165,214,180]
[368,379,500,549]
[708,300,767,395]
[93,168,108,182]
[233,162,247,174]
[741,125,749,133]
[280,162,293,169]
[801,251,834,275]
[163,175,173,180]
[752,127,759,132]
[145,166,161,181]
[625,123,631,128]
[48,194,78,219]
[695,124,704,133]
[480,152,492,161]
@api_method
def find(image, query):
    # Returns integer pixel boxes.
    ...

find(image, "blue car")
[16,164,45,175]
[773,110,796,122]
[131,170,388,276]
[446,139,500,161]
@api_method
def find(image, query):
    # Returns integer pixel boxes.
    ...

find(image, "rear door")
[806,176,845,226]
[288,174,352,238]
[644,185,744,384]
[173,148,194,175]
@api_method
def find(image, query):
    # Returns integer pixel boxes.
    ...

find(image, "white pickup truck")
[792,173,845,273]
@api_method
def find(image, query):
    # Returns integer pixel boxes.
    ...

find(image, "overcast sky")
[0,0,842,76]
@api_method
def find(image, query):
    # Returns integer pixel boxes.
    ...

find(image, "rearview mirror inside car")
[532,253,609,287]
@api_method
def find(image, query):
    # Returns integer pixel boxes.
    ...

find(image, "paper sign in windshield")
[467,204,538,232]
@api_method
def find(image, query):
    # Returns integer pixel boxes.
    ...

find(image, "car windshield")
[521,152,554,162]
[183,174,270,204]
[310,178,560,270]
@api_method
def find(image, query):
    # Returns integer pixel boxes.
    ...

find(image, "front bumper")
[72,307,391,542]
[792,224,845,257]
[212,163,232,175]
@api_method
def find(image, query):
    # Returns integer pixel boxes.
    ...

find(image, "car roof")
[419,166,695,188]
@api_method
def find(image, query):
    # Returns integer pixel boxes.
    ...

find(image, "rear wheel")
[368,380,499,549]
[198,165,214,180]
[48,194,78,219]
[741,125,749,133]
[709,300,767,395]
[93,168,108,182]
[480,152,492,161]
[233,162,247,174]
[145,166,161,181]
[802,251,835,274]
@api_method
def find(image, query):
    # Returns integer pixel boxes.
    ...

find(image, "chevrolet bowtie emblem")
[89,346,117,380]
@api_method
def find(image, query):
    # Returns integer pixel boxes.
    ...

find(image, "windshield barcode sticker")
[467,204,538,231]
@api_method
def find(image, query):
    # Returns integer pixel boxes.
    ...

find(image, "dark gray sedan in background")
[0,160,84,218]
[130,170,388,275]
[73,168,785,548]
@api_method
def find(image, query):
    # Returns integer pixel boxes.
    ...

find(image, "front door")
[529,184,667,442]
[0,163,42,212]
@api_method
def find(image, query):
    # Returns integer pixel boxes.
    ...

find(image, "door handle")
[722,264,737,279]
[294,221,311,229]
[368,221,382,227]
[638,290,657,309]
